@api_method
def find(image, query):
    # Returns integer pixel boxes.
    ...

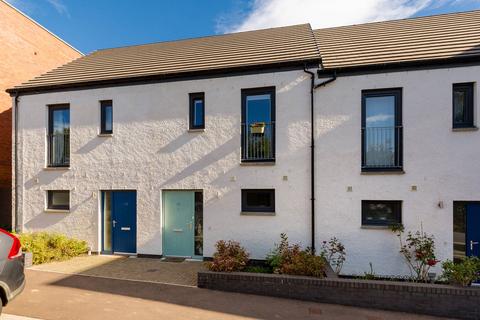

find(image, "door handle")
[188,222,193,230]
[173,229,183,232]
[470,240,479,251]
[113,220,117,228]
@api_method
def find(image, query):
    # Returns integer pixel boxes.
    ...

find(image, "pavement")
[3,267,454,320]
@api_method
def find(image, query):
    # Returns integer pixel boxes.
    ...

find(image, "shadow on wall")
[24,212,68,230]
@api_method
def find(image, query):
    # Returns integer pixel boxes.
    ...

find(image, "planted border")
[198,271,480,320]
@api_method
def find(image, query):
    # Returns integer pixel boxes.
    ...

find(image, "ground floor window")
[361,200,401,226]
[241,189,275,212]
[47,190,70,210]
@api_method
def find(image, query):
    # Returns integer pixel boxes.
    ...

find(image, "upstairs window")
[362,200,401,226]
[100,100,113,134]
[47,190,70,210]
[362,89,402,171]
[189,93,205,130]
[48,104,70,167]
[241,189,275,213]
[241,87,275,162]
[453,83,474,129]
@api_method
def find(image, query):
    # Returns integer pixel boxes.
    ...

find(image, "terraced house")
[8,10,480,276]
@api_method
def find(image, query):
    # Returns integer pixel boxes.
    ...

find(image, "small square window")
[100,100,113,134]
[241,189,275,212]
[453,83,474,128]
[47,190,70,210]
[362,200,401,226]
[189,93,205,130]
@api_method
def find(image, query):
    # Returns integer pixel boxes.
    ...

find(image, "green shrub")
[18,232,88,265]
[206,240,249,272]
[267,233,325,278]
[244,265,271,273]
[441,257,480,286]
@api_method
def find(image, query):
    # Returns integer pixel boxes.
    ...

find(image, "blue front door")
[111,191,137,254]
[466,203,480,257]
[163,191,194,257]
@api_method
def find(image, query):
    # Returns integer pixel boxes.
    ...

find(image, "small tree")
[319,237,346,275]
[390,224,438,282]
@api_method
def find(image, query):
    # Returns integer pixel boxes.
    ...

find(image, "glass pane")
[453,90,466,124]
[453,202,466,262]
[193,99,204,127]
[246,94,271,124]
[365,96,395,167]
[246,191,272,209]
[104,105,113,132]
[194,192,203,256]
[103,192,112,252]
[48,191,69,209]
[50,107,70,166]
[363,201,399,225]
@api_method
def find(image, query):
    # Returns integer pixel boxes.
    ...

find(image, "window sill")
[452,126,478,132]
[98,133,113,137]
[44,209,70,214]
[43,167,70,171]
[188,128,205,133]
[240,161,275,166]
[361,170,404,175]
[361,225,391,230]
[240,211,275,216]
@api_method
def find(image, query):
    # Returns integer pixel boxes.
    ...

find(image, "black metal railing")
[48,133,70,167]
[241,122,275,162]
[362,126,402,169]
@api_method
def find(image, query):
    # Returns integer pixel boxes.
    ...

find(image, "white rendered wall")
[315,66,480,276]
[16,69,313,259]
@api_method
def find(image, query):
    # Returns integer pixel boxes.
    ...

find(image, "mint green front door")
[163,191,195,257]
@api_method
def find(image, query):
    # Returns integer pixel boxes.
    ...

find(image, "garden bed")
[198,271,480,320]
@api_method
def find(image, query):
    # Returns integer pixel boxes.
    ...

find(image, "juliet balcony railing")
[362,126,402,170]
[241,122,275,162]
[48,133,70,167]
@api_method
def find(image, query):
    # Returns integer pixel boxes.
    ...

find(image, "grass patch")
[18,232,88,265]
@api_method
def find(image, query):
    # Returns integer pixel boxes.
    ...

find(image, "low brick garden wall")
[198,271,480,320]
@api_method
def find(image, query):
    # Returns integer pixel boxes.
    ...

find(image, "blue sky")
[7,0,480,54]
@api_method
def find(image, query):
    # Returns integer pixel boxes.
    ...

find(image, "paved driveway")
[4,269,453,320]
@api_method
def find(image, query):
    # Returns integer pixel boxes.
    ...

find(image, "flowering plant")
[206,240,249,272]
[319,237,346,275]
[391,224,438,282]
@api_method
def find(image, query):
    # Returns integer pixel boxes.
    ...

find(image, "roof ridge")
[313,9,480,32]
[95,23,312,53]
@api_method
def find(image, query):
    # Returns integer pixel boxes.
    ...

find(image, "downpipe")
[13,92,20,233]
[303,66,336,253]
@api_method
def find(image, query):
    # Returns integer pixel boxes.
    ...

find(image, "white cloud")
[222,0,471,32]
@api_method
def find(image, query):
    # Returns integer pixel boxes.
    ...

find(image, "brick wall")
[198,271,480,320]
[0,0,81,227]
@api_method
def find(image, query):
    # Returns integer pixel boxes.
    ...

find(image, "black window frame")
[100,100,113,134]
[361,88,403,172]
[241,86,276,162]
[452,83,475,129]
[189,92,205,130]
[241,189,275,213]
[361,200,402,226]
[47,104,70,167]
[47,190,70,210]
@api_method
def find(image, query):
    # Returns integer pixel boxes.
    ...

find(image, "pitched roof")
[9,24,319,93]
[314,10,480,70]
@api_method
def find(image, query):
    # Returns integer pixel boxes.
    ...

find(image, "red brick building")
[0,0,81,228]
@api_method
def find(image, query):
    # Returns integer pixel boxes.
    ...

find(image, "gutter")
[13,92,20,232]
[303,66,336,253]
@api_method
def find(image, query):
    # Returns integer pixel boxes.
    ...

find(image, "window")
[47,190,70,210]
[100,100,113,134]
[362,200,401,226]
[453,83,474,128]
[241,189,275,212]
[189,93,205,130]
[48,104,70,167]
[362,89,402,171]
[241,87,275,162]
